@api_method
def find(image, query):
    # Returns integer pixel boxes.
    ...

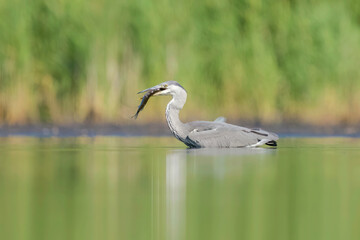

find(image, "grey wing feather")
[214,117,226,123]
[185,122,278,148]
[249,128,279,139]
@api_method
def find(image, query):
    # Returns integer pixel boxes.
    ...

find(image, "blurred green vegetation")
[0,0,360,125]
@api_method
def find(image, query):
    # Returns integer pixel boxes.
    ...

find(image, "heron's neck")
[165,90,188,142]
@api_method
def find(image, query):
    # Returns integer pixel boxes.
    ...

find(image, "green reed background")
[0,0,360,125]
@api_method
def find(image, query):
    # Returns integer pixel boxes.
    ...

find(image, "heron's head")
[138,81,186,96]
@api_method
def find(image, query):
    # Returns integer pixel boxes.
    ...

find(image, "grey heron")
[134,81,279,148]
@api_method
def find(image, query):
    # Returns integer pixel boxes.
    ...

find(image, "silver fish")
[132,87,165,119]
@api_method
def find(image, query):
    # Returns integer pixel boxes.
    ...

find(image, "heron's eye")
[163,84,168,88]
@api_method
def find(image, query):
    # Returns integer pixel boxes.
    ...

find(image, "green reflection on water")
[0,137,359,240]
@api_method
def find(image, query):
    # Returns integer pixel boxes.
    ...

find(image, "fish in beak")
[132,84,167,119]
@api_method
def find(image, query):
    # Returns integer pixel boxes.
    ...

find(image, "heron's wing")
[249,128,279,139]
[186,125,268,148]
[214,117,226,123]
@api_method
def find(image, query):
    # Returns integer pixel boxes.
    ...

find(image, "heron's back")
[183,121,278,148]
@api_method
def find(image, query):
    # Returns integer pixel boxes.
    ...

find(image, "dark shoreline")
[0,122,359,138]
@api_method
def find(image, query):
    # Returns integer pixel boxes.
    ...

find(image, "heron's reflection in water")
[166,150,187,240]
[165,147,275,239]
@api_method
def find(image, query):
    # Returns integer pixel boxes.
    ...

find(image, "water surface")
[0,137,359,240]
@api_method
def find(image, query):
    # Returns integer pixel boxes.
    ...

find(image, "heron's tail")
[265,140,277,147]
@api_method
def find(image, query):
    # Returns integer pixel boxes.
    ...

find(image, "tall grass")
[0,0,360,125]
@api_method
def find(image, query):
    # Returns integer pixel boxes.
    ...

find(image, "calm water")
[0,137,359,240]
